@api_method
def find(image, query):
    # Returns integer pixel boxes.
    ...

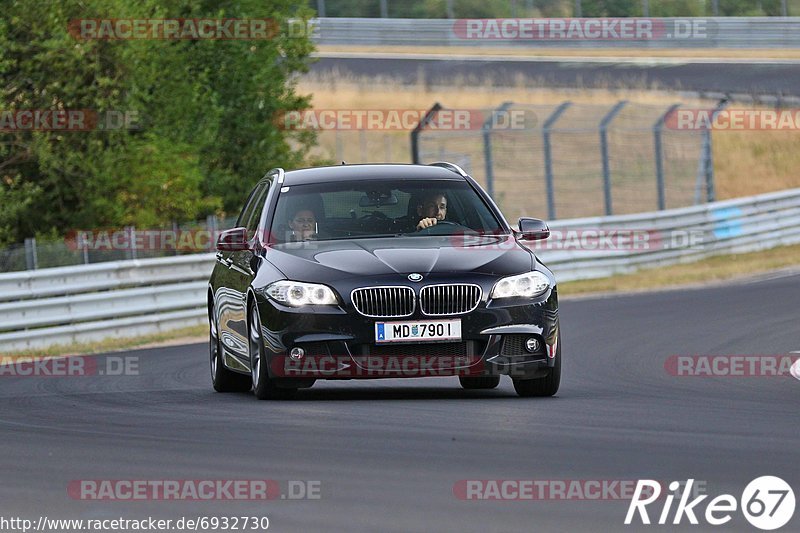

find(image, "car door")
[226,179,272,358]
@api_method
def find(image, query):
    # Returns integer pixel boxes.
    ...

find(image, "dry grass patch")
[559,243,800,296]
[0,324,207,359]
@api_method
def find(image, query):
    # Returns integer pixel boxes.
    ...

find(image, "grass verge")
[0,324,206,360]
[559,242,800,297]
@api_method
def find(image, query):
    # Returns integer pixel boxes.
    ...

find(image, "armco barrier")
[313,17,800,49]
[1,188,799,351]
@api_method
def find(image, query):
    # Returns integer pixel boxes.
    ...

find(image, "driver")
[415,192,447,230]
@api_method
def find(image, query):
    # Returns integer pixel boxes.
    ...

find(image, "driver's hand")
[416,217,438,230]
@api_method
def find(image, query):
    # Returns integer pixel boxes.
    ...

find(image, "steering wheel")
[416,220,469,235]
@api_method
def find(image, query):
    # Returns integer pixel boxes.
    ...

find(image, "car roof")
[281,164,466,186]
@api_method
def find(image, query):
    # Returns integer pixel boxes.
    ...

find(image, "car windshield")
[271,179,505,242]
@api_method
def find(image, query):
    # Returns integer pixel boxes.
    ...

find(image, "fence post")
[335,130,344,163]
[24,237,38,270]
[653,104,681,211]
[172,221,180,256]
[125,226,137,260]
[599,100,628,217]
[410,103,442,164]
[696,98,728,204]
[482,102,513,200]
[542,102,571,221]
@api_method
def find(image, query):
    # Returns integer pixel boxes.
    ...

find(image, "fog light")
[290,347,305,360]
[525,337,540,353]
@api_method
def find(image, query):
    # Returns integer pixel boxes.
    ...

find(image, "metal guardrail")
[1,187,799,351]
[541,187,800,280]
[313,17,800,48]
[0,255,214,351]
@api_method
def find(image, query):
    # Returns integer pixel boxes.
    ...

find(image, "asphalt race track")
[311,54,800,96]
[1,272,798,532]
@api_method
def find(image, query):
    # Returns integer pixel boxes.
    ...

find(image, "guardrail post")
[24,237,38,270]
[542,102,572,220]
[482,102,513,200]
[653,104,681,211]
[599,101,628,216]
[411,103,442,164]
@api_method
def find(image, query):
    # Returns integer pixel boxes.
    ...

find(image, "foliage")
[0,0,316,246]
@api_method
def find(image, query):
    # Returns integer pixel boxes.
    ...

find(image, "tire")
[512,333,561,398]
[459,376,501,390]
[249,300,297,400]
[209,305,251,393]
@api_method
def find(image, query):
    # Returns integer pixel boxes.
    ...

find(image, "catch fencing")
[2,186,799,351]
[413,100,724,221]
[0,216,237,274]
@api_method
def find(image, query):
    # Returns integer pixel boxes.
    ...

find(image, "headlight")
[264,281,339,306]
[490,271,550,299]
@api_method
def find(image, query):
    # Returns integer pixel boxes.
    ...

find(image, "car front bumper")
[252,277,559,382]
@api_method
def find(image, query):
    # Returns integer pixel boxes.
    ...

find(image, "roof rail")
[266,167,285,184]
[428,161,468,177]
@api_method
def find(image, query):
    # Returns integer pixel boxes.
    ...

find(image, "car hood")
[265,235,534,282]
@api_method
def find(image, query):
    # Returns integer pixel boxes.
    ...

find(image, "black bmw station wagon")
[208,163,560,399]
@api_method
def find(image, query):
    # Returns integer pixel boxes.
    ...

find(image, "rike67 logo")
[626,477,795,530]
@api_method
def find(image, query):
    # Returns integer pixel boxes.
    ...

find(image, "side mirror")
[216,227,251,251]
[517,218,550,241]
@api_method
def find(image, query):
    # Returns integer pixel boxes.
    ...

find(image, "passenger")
[288,208,317,241]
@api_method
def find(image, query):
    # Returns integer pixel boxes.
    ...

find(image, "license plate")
[375,319,462,343]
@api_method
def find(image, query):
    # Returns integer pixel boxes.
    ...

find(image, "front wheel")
[512,333,561,398]
[209,304,251,393]
[249,300,297,400]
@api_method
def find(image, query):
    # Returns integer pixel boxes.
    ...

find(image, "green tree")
[0,0,316,246]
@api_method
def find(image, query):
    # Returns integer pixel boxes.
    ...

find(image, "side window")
[236,182,265,229]
[245,180,271,233]
[236,180,272,235]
